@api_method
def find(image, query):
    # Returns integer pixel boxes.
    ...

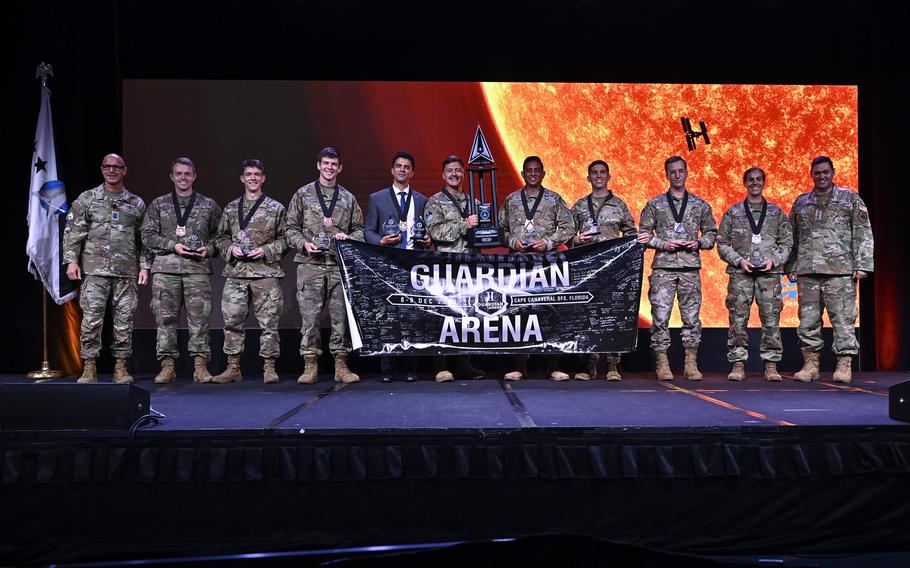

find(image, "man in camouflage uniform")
[286,147,363,384]
[499,156,576,380]
[716,167,792,381]
[212,159,288,384]
[141,157,222,384]
[424,155,485,382]
[570,160,638,381]
[785,156,874,383]
[63,153,149,383]
[637,156,717,381]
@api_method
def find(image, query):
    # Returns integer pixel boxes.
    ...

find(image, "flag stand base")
[27,360,65,380]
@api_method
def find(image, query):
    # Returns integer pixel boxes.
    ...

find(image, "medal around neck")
[465,125,504,248]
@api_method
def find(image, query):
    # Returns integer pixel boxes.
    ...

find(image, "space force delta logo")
[387,261,593,344]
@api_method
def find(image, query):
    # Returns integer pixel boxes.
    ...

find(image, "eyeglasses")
[101,164,125,171]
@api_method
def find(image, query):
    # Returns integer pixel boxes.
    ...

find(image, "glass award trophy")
[411,217,428,247]
[184,234,203,253]
[314,230,332,251]
[382,215,401,238]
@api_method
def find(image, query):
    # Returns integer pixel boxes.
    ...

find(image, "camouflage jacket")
[717,199,792,274]
[285,181,364,266]
[62,185,150,278]
[141,191,222,275]
[214,194,288,278]
[424,189,481,253]
[499,187,576,251]
[639,190,717,269]
[570,192,638,243]
[784,185,874,275]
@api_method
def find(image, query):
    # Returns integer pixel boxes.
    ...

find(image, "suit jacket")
[364,186,428,245]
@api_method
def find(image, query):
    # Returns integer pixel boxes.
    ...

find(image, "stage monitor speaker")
[0,383,151,430]
[889,379,910,423]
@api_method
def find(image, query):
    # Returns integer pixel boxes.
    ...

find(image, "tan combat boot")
[193,356,213,383]
[113,358,134,384]
[764,361,782,382]
[212,355,243,383]
[77,358,97,384]
[794,350,820,382]
[263,358,279,384]
[655,351,674,381]
[504,356,528,381]
[334,353,360,383]
[154,356,176,384]
[605,359,622,381]
[298,354,319,384]
[574,354,599,380]
[435,370,454,382]
[832,356,853,383]
[683,349,702,381]
[727,361,745,381]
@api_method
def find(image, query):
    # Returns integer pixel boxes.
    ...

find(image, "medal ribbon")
[315,181,341,223]
[520,188,544,222]
[389,187,413,224]
[171,191,197,229]
[665,190,689,226]
[743,198,768,236]
[442,188,469,218]
[586,192,612,226]
[238,193,266,231]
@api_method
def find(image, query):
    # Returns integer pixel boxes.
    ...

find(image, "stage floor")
[4,371,907,435]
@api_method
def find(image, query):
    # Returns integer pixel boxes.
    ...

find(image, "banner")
[26,83,76,304]
[337,237,644,355]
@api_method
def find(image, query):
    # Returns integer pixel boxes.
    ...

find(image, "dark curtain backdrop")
[9,0,909,372]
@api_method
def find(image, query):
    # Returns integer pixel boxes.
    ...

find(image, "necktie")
[399,191,407,249]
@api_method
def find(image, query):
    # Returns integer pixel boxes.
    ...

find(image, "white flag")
[26,84,76,304]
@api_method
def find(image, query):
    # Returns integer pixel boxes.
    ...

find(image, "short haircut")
[742,167,766,184]
[664,156,687,173]
[588,160,610,174]
[241,159,265,174]
[522,156,544,170]
[442,155,464,169]
[171,157,196,173]
[392,150,416,169]
[811,156,834,171]
[317,147,342,164]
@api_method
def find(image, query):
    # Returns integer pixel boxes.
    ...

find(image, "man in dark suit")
[364,151,431,382]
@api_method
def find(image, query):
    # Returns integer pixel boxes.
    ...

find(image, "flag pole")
[26,62,65,380]
[27,290,64,379]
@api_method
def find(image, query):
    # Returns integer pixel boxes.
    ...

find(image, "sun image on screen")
[123,80,858,329]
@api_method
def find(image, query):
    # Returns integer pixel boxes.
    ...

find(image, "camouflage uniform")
[571,191,638,365]
[141,192,222,360]
[285,182,364,356]
[716,199,793,362]
[63,185,149,358]
[499,187,576,251]
[214,195,288,358]
[639,191,717,352]
[785,186,874,355]
[425,190,482,253]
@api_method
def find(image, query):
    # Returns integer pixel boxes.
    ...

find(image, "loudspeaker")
[0,383,151,430]
[890,379,910,423]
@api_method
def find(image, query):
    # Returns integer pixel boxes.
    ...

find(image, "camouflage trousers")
[648,268,702,352]
[797,274,858,355]
[725,272,783,362]
[296,263,350,356]
[78,275,138,358]
[222,277,283,358]
[151,273,212,360]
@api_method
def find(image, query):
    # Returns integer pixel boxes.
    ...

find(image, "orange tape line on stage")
[660,382,796,426]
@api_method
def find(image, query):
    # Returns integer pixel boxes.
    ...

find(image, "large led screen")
[123,80,858,329]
